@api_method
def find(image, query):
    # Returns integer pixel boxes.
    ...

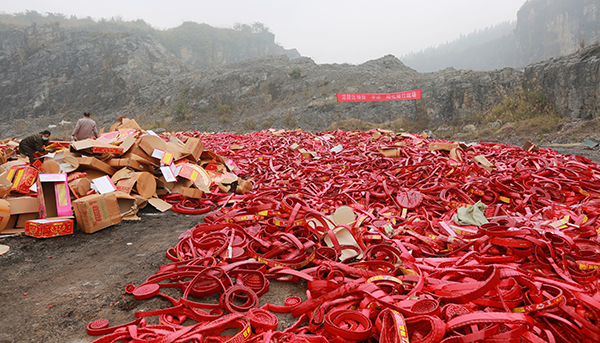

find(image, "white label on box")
[160,166,177,183]
[152,149,166,159]
[92,175,117,194]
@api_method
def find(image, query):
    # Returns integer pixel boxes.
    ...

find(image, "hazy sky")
[3,0,527,64]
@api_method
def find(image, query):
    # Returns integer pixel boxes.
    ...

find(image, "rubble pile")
[85,128,600,342]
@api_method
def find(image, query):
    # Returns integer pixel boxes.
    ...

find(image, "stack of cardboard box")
[0,118,252,238]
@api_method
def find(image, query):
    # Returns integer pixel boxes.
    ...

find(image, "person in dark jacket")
[18,130,51,164]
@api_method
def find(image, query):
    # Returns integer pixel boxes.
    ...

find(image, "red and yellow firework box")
[25,218,74,238]
[10,166,38,194]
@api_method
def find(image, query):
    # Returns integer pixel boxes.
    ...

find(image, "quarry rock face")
[0,22,599,137]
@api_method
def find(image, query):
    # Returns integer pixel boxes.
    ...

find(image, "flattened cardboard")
[71,139,124,154]
[148,198,172,212]
[72,193,122,233]
[119,118,141,131]
[25,218,74,238]
[6,196,38,214]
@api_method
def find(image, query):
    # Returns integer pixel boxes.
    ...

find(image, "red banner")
[336,89,421,102]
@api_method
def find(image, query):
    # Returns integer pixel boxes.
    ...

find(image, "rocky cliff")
[402,0,600,72]
[0,23,599,140]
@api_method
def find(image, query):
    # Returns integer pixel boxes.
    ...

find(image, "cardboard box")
[72,193,122,233]
[37,173,72,218]
[24,218,74,238]
[182,137,204,162]
[139,135,167,157]
[10,166,38,194]
[77,157,117,175]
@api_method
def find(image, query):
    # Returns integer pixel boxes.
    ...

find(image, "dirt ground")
[1,120,600,343]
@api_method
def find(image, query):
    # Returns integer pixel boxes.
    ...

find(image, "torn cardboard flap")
[111,168,135,184]
[115,171,156,199]
[148,198,172,212]
[472,155,494,172]
[113,191,138,219]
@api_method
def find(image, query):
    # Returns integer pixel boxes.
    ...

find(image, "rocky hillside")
[0,22,599,142]
[402,0,600,72]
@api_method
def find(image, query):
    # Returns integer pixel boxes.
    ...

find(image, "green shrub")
[289,68,301,79]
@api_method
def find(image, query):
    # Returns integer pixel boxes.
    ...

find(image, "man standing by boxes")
[71,112,98,141]
[18,130,51,164]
